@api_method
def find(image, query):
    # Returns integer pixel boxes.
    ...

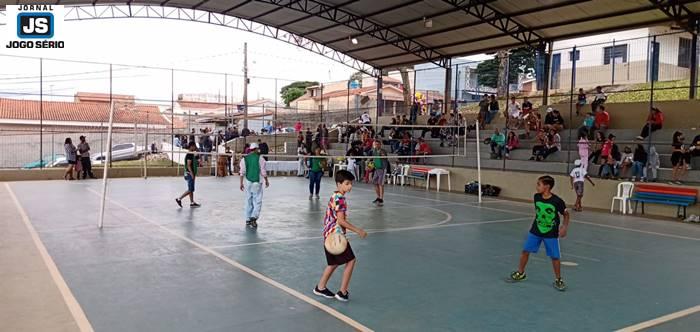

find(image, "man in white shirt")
[507,96,521,130]
[360,112,371,124]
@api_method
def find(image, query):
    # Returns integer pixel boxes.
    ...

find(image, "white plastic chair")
[395,164,410,186]
[611,182,635,214]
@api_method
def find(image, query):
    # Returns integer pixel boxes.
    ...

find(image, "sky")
[0,6,492,105]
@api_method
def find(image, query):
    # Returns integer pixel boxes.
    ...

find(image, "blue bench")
[630,185,698,219]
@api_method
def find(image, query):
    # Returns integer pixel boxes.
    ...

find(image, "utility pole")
[243,42,249,129]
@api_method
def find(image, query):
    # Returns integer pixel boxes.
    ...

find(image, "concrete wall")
[414,166,700,219]
[0,166,212,181]
[547,99,700,130]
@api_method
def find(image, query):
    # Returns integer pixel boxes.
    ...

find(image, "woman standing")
[64,137,77,180]
[670,131,689,185]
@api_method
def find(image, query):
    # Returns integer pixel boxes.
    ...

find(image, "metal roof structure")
[2,1,699,75]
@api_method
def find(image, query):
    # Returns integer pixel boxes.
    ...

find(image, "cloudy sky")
[0,5,490,105]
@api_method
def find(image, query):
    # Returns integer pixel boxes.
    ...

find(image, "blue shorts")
[523,233,561,259]
[184,173,195,192]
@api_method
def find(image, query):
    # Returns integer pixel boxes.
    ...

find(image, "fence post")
[568,46,577,173]
[39,58,43,169]
[611,39,616,86]
[690,22,698,99]
[502,52,510,171]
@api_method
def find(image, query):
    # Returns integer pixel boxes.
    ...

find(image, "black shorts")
[324,242,355,266]
[671,152,684,166]
[68,160,77,165]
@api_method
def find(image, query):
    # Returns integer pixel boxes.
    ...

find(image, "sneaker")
[372,198,380,204]
[309,195,313,200]
[377,199,384,207]
[246,219,252,227]
[313,286,335,299]
[190,202,201,208]
[175,198,182,208]
[668,181,676,185]
[636,136,644,141]
[335,291,349,302]
[250,217,258,228]
[553,278,567,291]
[314,195,320,200]
[507,271,527,282]
[675,181,683,185]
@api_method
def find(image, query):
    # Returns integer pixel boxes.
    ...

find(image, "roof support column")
[444,58,452,114]
[690,19,698,99]
[542,41,553,106]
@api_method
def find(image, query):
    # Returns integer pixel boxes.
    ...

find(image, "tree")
[475,47,537,94]
[280,81,318,106]
[349,71,363,84]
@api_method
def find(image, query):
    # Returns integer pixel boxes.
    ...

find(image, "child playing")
[620,146,634,180]
[576,88,586,116]
[570,160,595,212]
[314,170,368,302]
[509,175,570,291]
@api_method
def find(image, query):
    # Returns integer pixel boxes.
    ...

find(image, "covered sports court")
[3,176,700,331]
[3,1,700,331]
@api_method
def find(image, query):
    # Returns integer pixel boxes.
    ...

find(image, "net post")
[475,120,482,204]
[98,97,115,229]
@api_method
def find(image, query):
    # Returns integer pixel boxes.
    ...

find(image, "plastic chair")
[395,164,410,186]
[611,182,635,214]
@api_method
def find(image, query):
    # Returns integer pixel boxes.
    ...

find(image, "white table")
[426,168,451,192]
[265,161,299,175]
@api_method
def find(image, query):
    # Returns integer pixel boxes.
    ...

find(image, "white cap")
[574,159,581,166]
[249,142,259,149]
[546,107,553,113]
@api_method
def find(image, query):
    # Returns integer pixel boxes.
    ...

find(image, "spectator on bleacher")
[524,111,541,139]
[360,111,371,124]
[600,133,615,162]
[507,96,521,130]
[305,128,313,151]
[637,107,664,141]
[382,117,398,138]
[530,129,548,161]
[581,112,595,139]
[490,129,506,159]
[294,121,303,133]
[691,134,700,158]
[478,94,490,128]
[577,130,590,171]
[321,124,330,149]
[231,127,240,139]
[505,131,520,159]
[594,105,610,136]
[619,146,634,180]
[543,108,563,133]
[415,138,432,163]
[588,131,606,164]
[346,142,363,180]
[387,128,401,153]
[487,94,499,124]
[631,144,648,182]
[671,131,690,185]
[591,86,607,113]
[521,96,533,116]
[362,135,375,155]
[599,135,619,179]
[576,88,587,116]
[540,129,562,161]
[647,146,660,182]
[401,115,410,125]
[241,127,251,137]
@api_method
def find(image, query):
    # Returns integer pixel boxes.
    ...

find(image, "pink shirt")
[578,138,589,156]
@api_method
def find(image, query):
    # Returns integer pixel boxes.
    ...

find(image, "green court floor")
[6,176,700,331]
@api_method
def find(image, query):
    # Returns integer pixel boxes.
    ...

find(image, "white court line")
[211,217,529,249]
[571,240,646,254]
[86,188,373,332]
[367,188,700,242]
[562,253,601,262]
[615,304,700,332]
[5,183,95,332]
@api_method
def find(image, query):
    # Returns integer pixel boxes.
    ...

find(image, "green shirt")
[185,153,198,176]
[372,149,386,170]
[491,133,506,146]
[310,157,323,172]
[244,153,261,183]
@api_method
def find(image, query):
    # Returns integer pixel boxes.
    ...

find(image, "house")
[0,92,182,132]
[550,27,694,90]
[291,76,408,119]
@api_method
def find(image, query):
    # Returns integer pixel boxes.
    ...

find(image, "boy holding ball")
[313,170,367,302]
[509,175,570,291]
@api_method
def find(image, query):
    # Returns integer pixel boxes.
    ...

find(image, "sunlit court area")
[2,1,700,331]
